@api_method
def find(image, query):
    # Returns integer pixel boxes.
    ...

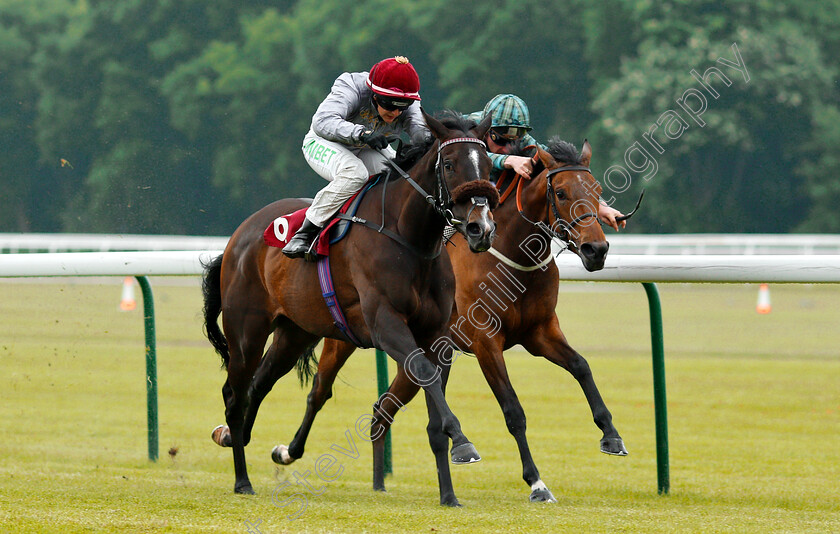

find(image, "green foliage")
[1,0,839,234]
[591,0,840,232]
[0,0,73,230]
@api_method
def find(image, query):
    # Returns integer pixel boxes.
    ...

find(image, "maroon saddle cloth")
[262,186,366,256]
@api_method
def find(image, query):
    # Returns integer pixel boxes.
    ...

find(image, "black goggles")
[491,126,530,141]
[374,95,413,112]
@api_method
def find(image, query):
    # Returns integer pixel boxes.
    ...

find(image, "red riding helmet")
[366,56,421,101]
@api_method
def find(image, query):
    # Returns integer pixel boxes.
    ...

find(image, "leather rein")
[336,137,487,259]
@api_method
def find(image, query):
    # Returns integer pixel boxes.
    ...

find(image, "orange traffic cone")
[756,283,771,314]
[120,277,137,311]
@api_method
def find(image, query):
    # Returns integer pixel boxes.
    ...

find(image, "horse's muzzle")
[450,181,500,253]
[465,217,496,253]
[456,194,496,253]
[579,240,609,272]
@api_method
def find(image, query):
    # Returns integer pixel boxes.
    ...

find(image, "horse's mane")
[436,110,475,135]
[545,137,582,165]
[393,110,473,169]
[510,137,582,165]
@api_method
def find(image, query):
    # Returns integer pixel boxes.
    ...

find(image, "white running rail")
[2,250,839,283]
[4,233,840,255]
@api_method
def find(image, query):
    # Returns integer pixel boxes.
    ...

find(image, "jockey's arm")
[598,202,626,231]
[311,73,367,144]
[502,155,534,177]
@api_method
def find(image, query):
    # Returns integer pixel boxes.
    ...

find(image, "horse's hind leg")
[370,369,421,492]
[524,320,627,456]
[221,311,272,495]
[241,322,321,447]
[271,339,357,465]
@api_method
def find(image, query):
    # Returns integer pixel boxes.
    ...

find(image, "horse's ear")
[473,112,493,140]
[536,146,556,169]
[580,139,592,167]
[422,107,448,140]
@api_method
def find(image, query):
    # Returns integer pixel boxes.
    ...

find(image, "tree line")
[1,0,838,235]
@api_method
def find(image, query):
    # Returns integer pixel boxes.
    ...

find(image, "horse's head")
[422,110,498,253]
[526,139,609,271]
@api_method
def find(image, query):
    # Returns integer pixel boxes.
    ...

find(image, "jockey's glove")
[395,144,426,167]
[360,130,389,150]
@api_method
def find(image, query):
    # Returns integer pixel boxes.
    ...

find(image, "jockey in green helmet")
[467,94,626,231]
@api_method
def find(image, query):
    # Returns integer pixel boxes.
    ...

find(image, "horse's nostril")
[466,222,482,237]
[581,241,609,258]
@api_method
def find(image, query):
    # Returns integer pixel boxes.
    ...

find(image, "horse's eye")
[443,161,454,172]
[554,188,567,201]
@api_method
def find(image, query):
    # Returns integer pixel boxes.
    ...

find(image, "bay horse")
[202,111,501,495]
[255,138,636,505]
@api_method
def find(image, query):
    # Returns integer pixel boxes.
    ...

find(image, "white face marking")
[478,202,492,233]
[469,147,482,179]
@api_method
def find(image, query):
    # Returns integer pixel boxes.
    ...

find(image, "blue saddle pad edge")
[328,174,382,245]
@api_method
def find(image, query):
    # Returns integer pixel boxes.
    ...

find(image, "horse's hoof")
[600,437,628,456]
[450,442,481,464]
[211,425,232,447]
[441,496,462,507]
[529,487,557,503]
[373,484,386,492]
[234,483,255,495]
[271,444,295,465]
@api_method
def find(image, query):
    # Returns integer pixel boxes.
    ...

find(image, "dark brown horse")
[202,111,500,495]
[258,138,632,505]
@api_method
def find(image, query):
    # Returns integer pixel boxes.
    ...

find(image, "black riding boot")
[282,218,323,261]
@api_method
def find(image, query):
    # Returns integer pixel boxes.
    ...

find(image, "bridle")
[383,137,487,226]
[543,165,599,244]
[499,158,599,247]
[491,148,644,271]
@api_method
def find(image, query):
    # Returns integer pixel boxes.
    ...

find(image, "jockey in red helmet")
[283,56,431,260]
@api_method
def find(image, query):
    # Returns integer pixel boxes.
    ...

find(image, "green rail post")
[375,349,393,475]
[136,276,158,462]
[642,282,669,494]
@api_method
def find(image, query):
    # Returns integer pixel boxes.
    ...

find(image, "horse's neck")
[386,166,445,255]
[494,178,552,262]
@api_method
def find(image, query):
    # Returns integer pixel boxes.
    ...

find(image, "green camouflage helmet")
[482,94,532,130]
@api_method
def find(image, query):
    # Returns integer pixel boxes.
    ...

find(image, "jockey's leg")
[284,133,381,259]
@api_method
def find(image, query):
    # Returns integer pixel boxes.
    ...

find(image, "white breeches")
[301,130,395,227]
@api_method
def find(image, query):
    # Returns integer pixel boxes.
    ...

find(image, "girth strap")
[316,256,365,347]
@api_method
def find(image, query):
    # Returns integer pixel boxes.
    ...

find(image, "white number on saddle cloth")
[273,216,290,243]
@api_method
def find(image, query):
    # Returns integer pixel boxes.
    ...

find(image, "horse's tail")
[296,342,319,387]
[202,253,230,368]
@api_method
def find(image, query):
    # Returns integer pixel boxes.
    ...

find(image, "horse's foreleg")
[421,359,460,507]
[473,338,556,503]
[371,309,479,464]
[524,321,628,456]
[272,339,356,465]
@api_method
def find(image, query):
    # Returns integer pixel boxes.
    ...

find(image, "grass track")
[1,279,838,533]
